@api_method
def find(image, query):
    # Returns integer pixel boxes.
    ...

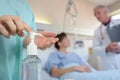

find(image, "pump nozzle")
[30,32,43,39]
[27,32,43,55]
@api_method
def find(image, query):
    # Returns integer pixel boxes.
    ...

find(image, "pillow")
[38,46,56,68]
[67,47,89,61]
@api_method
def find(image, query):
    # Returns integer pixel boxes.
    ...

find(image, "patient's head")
[55,32,70,50]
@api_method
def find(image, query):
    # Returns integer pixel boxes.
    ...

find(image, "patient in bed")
[44,32,95,78]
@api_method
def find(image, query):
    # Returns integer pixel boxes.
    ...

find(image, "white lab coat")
[93,19,120,70]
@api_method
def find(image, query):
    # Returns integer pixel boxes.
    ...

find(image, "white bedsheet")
[60,70,120,80]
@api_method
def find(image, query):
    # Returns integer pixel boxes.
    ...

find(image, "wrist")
[105,46,110,53]
[72,66,78,71]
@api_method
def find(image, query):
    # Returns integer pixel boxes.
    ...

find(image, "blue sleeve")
[28,10,37,32]
[24,0,37,31]
[44,52,60,74]
[21,0,37,47]
[72,52,84,64]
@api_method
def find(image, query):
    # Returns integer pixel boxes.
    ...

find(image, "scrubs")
[0,0,36,80]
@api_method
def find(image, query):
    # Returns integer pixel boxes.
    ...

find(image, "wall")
[27,0,100,36]
[108,0,120,15]
[27,0,120,70]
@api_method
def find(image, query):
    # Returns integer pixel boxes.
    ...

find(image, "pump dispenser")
[27,32,43,55]
[22,32,42,80]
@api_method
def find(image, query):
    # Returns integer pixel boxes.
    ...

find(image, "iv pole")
[63,0,78,32]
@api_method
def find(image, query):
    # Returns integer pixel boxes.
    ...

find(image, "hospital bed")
[38,47,120,80]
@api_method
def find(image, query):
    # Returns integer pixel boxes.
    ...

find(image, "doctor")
[93,5,120,70]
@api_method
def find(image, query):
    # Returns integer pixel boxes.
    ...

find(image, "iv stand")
[63,0,78,32]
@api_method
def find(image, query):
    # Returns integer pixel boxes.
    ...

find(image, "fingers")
[18,31,25,37]
[23,22,33,32]
[106,42,120,53]
[111,42,120,52]
[12,16,23,34]
[34,31,58,50]
[49,38,59,44]
[0,15,33,38]
[0,23,10,38]
[34,36,58,50]
[37,31,57,37]
[0,16,17,37]
[5,18,17,35]
[35,36,50,50]
[12,16,33,35]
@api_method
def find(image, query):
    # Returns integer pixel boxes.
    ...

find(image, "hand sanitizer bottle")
[21,32,43,80]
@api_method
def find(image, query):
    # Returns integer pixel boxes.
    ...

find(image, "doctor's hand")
[74,65,90,72]
[34,31,58,50]
[106,42,120,53]
[0,15,32,38]
[24,31,59,50]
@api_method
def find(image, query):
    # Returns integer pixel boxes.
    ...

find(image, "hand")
[74,65,90,72]
[0,15,32,38]
[24,31,58,50]
[106,42,120,53]
[34,31,58,50]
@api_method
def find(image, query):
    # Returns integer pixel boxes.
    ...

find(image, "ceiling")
[86,0,118,6]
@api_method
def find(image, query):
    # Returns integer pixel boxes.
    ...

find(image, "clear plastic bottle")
[22,55,41,80]
[21,32,42,80]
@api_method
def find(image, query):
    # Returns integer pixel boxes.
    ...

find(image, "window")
[112,13,120,20]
